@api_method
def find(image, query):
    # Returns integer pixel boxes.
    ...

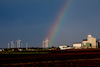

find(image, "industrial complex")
[59,35,100,50]
[0,35,100,52]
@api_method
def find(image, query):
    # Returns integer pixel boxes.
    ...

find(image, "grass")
[0,51,49,54]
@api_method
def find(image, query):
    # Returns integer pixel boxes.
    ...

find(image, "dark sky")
[0,0,100,48]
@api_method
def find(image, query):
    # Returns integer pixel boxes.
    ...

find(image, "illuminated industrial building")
[83,35,96,48]
[73,43,82,49]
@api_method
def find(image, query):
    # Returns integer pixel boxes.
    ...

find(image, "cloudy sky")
[0,0,100,48]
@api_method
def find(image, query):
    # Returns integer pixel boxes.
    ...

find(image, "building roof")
[83,39,87,41]
[97,39,100,42]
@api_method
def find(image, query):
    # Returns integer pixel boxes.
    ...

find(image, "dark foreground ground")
[0,49,100,67]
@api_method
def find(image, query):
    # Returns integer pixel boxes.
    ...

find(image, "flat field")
[0,49,100,67]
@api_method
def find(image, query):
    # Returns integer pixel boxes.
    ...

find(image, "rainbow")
[47,0,73,47]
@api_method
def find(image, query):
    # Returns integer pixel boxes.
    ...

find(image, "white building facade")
[59,45,68,50]
[73,43,82,49]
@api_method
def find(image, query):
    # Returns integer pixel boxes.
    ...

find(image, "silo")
[96,39,100,48]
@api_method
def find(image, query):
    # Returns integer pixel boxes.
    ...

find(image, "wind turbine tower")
[8,43,10,48]
[42,38,49,48]
[26,42,28,50]
[11,41,14,48]
[17,39,21,48]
